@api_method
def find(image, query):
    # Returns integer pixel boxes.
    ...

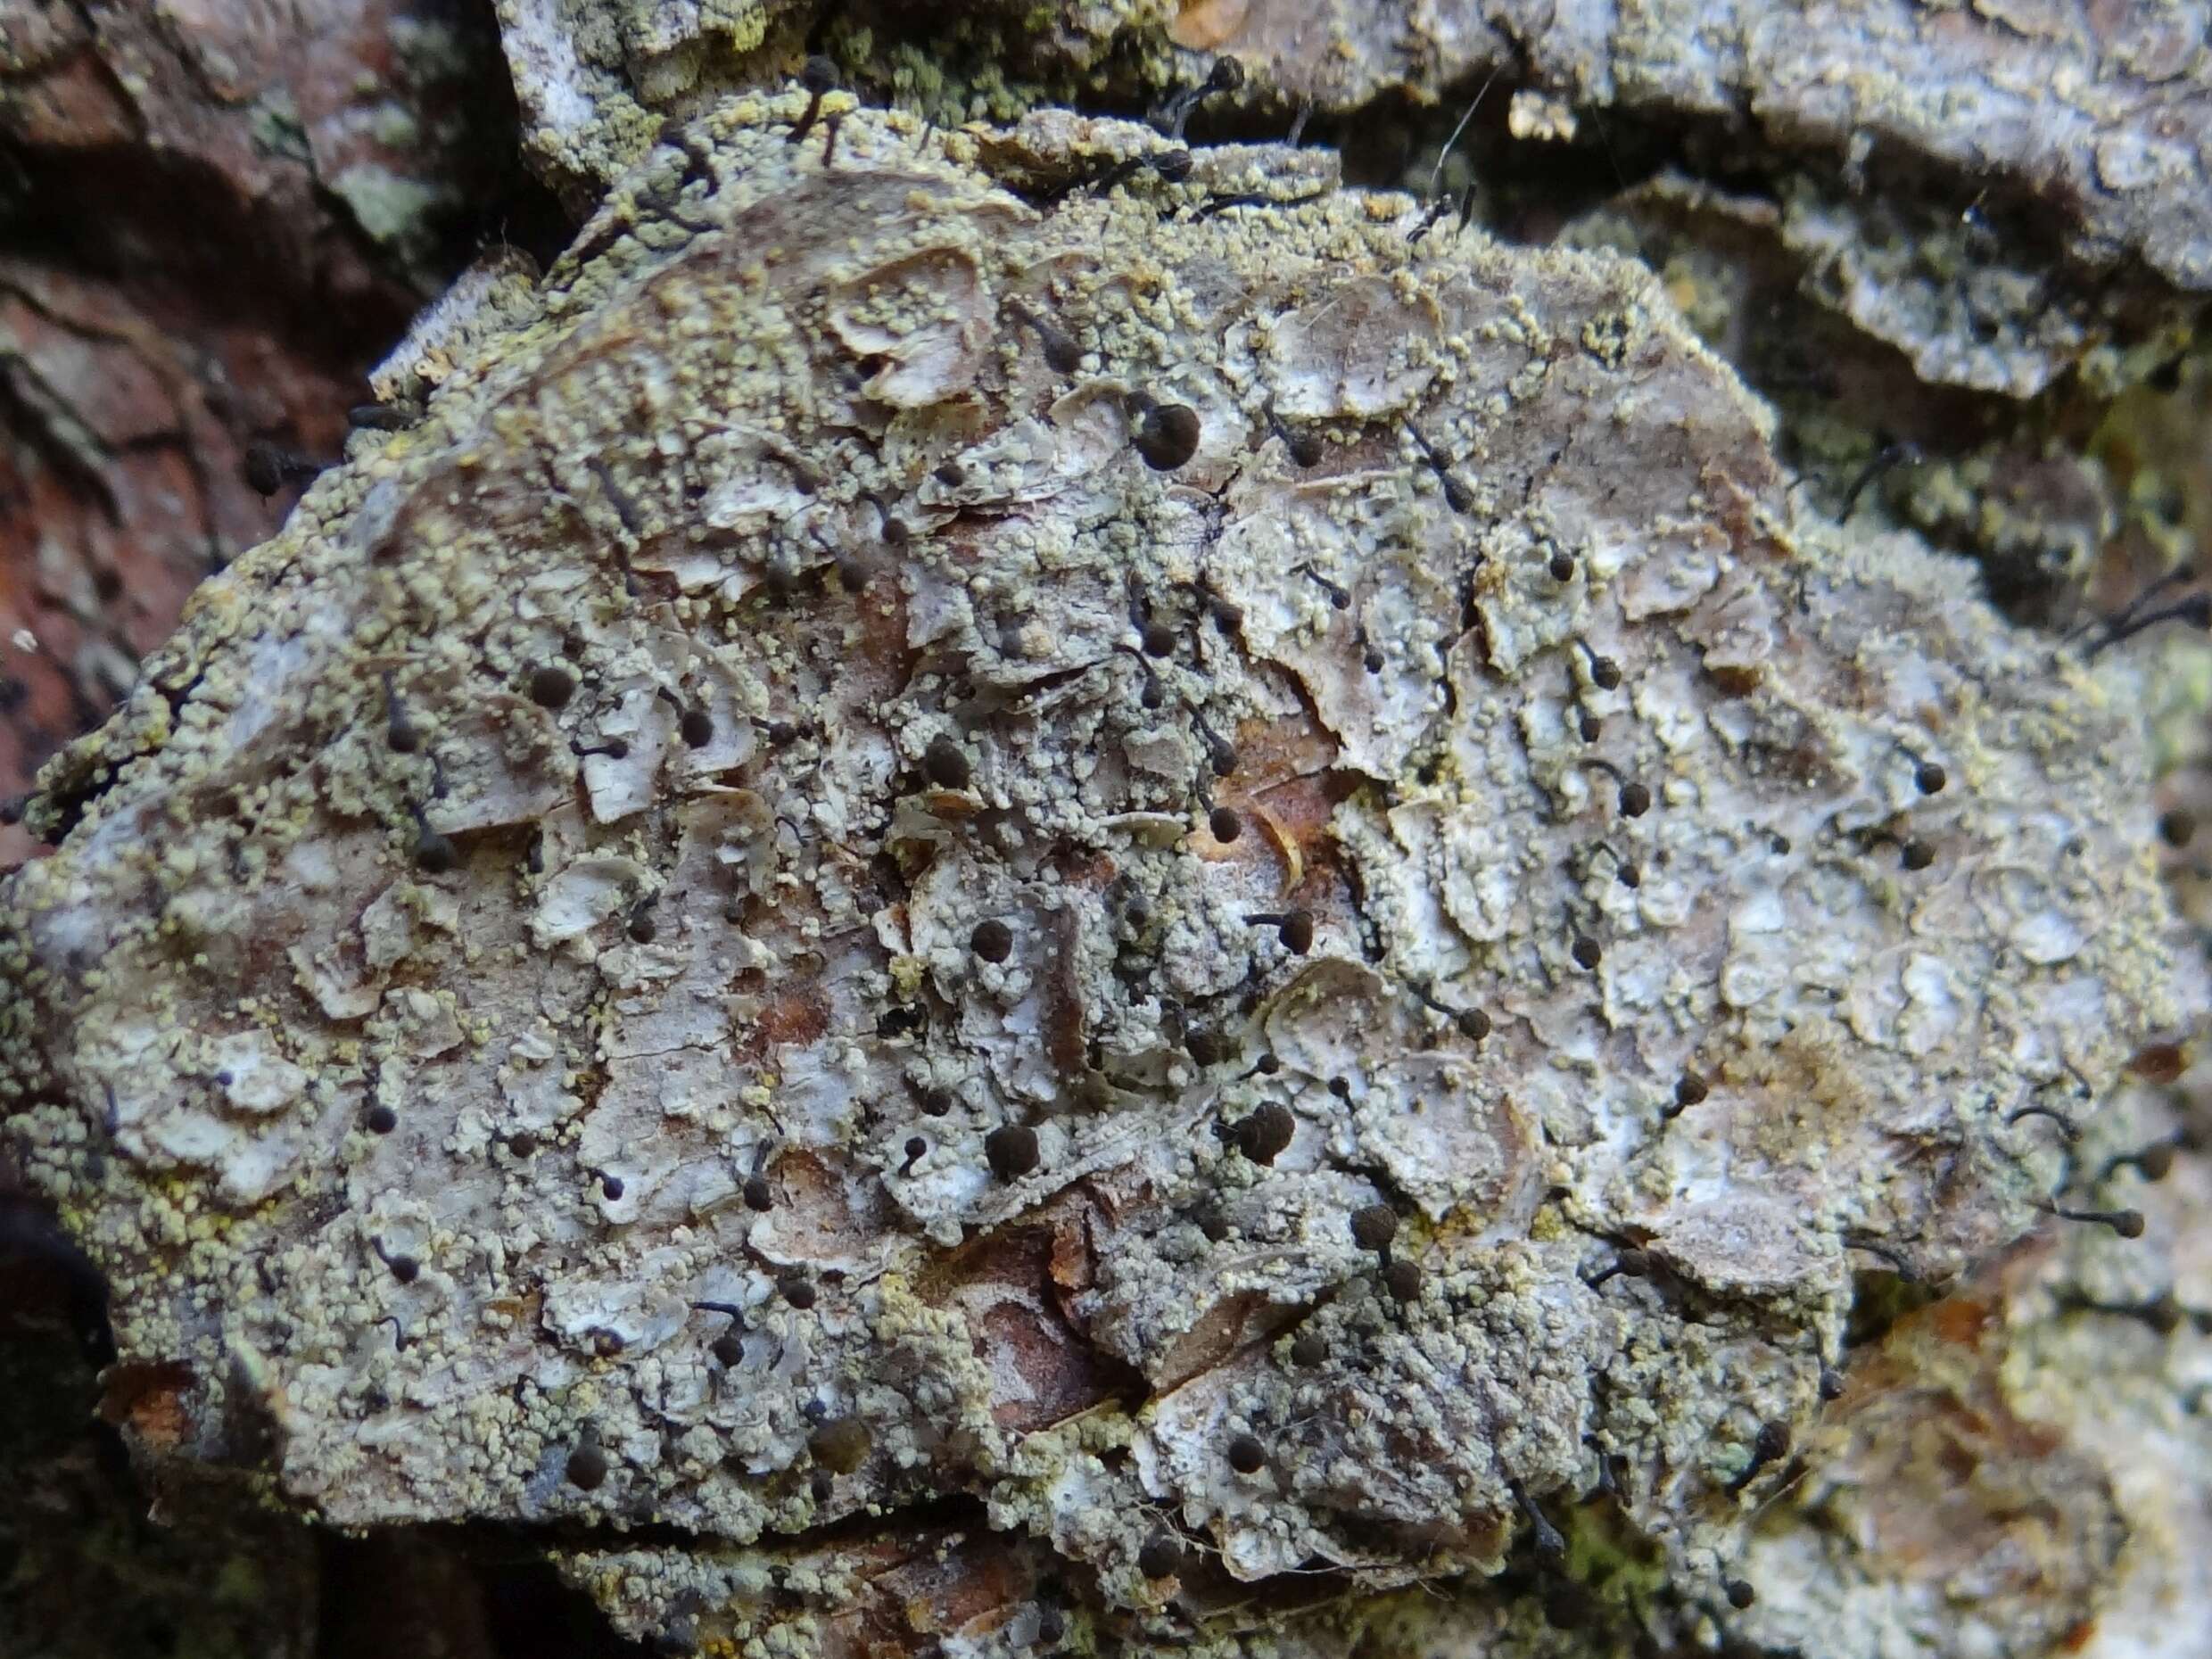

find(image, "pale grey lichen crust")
[494,0,2212,302]
[0,99,2195,1656]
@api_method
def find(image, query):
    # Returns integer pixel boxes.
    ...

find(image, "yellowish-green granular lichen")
[0,96,2200,1659]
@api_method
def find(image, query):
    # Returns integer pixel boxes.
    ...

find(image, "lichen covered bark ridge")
[0,98,2194,1658]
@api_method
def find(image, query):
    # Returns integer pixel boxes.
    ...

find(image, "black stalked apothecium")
[1133,401,1203,472]
[986,1122,1041,1181]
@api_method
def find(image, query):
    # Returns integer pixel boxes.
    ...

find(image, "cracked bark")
[4,7,2212,1659]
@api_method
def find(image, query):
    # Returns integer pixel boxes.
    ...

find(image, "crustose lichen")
[0,91,2197,1659]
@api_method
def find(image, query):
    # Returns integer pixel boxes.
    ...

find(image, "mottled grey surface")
[1,100,2199,1656]
[494,0,2212,299]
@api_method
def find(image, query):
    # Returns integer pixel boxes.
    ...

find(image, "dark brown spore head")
[802,54,838,93]
[780,1272,818,1308]
[1914,760,1947,795]
[1043,334,1084,376]
[809,1416,872,1475]
[1209,805,1242,843]
[924,733,973,790]
[1231,1102,1296,1165]
[1618,781,1652,817]
[1571,935,1602,970]
[971,919,1015,963]
[1675,1071,1709,1109]
[1382,1259,1423,1301]
[598,1173,624,1200]
[1548,549,1577,582]
[1900,839,1936,871]
[565,1441,609,1490]
[413,827,457,874]
[1349,1203,1399,1251]
[349,401,413,431]
[1226,1432,1267,1474]
[1135,402,1202,471]
[365,1104,398,1135]
[388,1253,419,1283]
[1016,303,1085,375]
[508,1130,538,1157]
[528,664,576,708]
[743,1175,773,1212]
[1137,1534,1184,1580]
[1290,1330,1326,1366]
[1277,910,1315,954]
[986,1123,1041,1181]
[2159,808,2196,847]
[1589,655,1622,689]
[711,1333,745,1366]
[1725,1580,1757,1611]
[679,707,714,748]
[243,441,315,498]
[1457,1007,1491,1042]
[1142,620,1178,656]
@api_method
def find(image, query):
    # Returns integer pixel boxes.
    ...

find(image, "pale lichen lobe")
[0,97,2196,1657]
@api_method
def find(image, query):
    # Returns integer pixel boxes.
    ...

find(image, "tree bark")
[4,8,2212,1659]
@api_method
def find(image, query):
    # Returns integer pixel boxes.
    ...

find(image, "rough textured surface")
[1180,0,2212,288]
[495,0,813,209]
[0,257,366,871]
[0,0,541,868]
[1555,172,2200,621]
[481,0,2212,624]
[0,98,2201,1657]
[0,0,515,291]
[494,0,2212,296]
